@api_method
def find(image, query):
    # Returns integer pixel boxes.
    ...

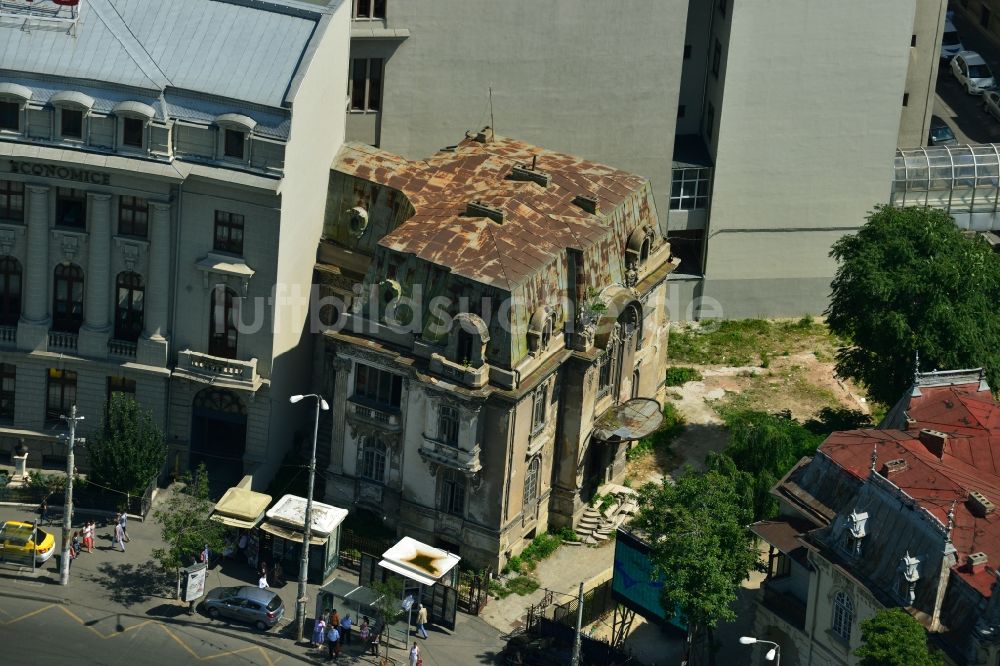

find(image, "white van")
[941,19,964,61]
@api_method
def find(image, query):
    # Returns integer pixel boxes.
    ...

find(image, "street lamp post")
[289,393,329,643]
[59,405,84,586]
[740,636,781,665]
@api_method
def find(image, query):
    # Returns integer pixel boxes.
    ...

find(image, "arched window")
[0,256,21,326]
[360,436,387,483]
[52,263,84,333]
[208,286,239,359]
[631,369,641,400]
[440,470,466,516]
[523,456,540,509]
[832,592,854,642]
[114,272,144,342]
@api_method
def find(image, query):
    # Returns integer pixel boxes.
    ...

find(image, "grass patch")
[668,317,838,367]
[664,366,703,386]
[552,526,581,542]
[625,403,685,462]
[506,576,540,596]
[502,532,563,575]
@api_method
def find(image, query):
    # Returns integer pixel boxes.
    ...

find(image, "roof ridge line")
[482,222,513,290]
[88,0,171,90]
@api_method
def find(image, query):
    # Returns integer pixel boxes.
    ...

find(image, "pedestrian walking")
[329,609,340,634]
[325,623,340,661]
[84,521,94,553]
[409,642,420,666]
[359,616,370,645]
[38,499,49,526]
[312,615,326,648]
[118,511,130,542]
[415,603,429,639]
[340,613,352,645]
[258,572,269,589]
[114,521,126,552]
[199,544,210,565]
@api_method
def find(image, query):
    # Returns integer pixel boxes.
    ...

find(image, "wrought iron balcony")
[175,349,263,391]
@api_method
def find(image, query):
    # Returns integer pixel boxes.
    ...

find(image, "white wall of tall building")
[699,0,914,318]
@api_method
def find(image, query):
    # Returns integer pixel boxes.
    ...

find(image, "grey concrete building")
[313,131,677,568]
[0,0,349,494]
[334,0,937,319]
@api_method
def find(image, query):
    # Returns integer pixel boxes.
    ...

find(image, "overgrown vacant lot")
[626,317,870,483]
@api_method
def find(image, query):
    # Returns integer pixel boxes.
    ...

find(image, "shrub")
[552,526,580,542]
[664,366,703,386]
[507,576,540,595]
[502,555,524,575]
[626,403,686,461]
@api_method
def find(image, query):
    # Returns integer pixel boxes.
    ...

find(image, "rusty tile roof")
[333,130,650,289]
[818,379,1000,596]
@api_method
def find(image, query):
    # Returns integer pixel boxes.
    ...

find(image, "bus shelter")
[259,494,348,584]
[209,486,271,568]
[378,536,461,631]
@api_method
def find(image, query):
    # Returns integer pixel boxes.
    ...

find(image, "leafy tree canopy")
[632,466,762,635]
[87,394,167,496]
[152,464,227,585]
[855,608,944,666]
[826,205,1000,405]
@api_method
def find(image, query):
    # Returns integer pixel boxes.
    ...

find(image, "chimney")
[573,194,598,214]
[466,200,505,224]
[510,165,551,188]
[474,126,494,143]
[968,551,989,574]
[881,458,908,479]
[969,490,996,517]
[918,429,948,458]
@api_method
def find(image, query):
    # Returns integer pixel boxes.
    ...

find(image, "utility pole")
[290,393,329,643]
[571,580,584,666]
[60,405,84,586]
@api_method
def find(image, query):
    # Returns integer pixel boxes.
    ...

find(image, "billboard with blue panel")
[612,528,686,631]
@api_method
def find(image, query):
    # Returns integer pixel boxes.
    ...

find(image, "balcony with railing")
[107,338,137,359]
[48,330,78,351]
[174,349,263,392]
[347,397,402,433]
[0,325,15,347]
[418,436,482,474]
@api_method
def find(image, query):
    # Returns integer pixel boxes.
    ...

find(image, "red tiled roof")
[333,131,650,289]
[820,380,1000,596]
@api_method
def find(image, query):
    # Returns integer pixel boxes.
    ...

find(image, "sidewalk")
[0,502,503,665]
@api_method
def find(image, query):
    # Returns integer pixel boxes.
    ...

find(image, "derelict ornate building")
[314,128,678,568]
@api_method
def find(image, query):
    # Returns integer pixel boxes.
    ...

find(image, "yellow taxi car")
[0,520,55,564]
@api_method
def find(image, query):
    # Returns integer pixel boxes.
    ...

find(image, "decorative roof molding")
[0,83,32,101]
[49,90,95,109]
[215,113,257,132]
[113,100,156,119]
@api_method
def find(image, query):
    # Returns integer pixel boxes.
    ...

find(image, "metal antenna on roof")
[489,84,495,136]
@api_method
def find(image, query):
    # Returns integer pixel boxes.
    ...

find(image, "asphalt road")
[0,595,307,666]
[936,10,1000,144]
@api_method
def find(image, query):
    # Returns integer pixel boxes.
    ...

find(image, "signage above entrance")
[8,160,110,186]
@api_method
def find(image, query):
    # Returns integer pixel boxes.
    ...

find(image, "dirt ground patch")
[626,321,869,484]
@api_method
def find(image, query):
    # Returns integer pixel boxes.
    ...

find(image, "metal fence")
[0,477,156,519]
[552,579,615,628]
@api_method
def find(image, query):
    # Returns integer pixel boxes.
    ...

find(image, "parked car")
[928,117,958,146]
[0,520,55,564]
[985,91,1000,121]
[203,585,284,631]
[951,51,997,94]
[941,19,964,61]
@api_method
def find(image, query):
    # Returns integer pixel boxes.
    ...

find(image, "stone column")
[136,201,171,367]
[22,185,50,322]
[83,193,111,331]
[144,202,170,339]
[17,185,51,351]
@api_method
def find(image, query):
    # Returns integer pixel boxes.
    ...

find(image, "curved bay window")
[52,263,84,333]
[209,286,239,358]
[114,272,144,342]
[0,256,21,326]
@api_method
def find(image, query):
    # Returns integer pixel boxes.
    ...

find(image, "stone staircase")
[576,483,640,544]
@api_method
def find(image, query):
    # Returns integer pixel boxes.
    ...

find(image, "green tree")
[371,576,404,660]
[855,608,944,666]
[826,205,1000,405]
[152,464,227,598]
[86,394,167,496]
[631,467,762,666]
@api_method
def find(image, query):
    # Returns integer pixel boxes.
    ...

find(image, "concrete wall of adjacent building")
[699,0,914,318]
[898,0,948,148]
[351,0,688,211]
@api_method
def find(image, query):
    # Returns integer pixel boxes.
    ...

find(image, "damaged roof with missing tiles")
[333,129,650,290]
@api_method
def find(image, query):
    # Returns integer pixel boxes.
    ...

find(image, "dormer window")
[448,313,489,368]
[899,552,920,606]
[215,113,256,163]
[51,91,95,143]
[626,226,655,269]
[0,83,31,134]
[113,101,156,151]
[122,118,143,147]
[845,509,868,556]
[527,307,554,356]
[224,129,245,159]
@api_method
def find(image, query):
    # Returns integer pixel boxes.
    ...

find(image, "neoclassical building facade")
[0,0,349,493]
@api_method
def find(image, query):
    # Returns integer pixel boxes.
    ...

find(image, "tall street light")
[740,636,781,665]
[289,393,329,643]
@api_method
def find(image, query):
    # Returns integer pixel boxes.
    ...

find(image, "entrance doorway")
[582,442,611,503]
[190,388,247,498]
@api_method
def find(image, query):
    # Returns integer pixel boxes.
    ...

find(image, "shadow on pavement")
[146,602,193,619]
[86,559,171,608]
